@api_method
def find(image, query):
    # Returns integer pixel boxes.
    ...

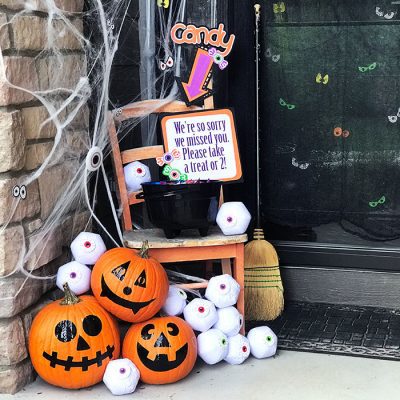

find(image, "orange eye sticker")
[333,127,350,138]
[333,127,342,137]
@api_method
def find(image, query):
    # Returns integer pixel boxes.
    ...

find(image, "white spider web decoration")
[0,0,218,307]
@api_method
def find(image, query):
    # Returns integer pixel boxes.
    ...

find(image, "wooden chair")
[108,99,247,333]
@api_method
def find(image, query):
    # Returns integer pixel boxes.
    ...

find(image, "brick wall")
[0,0,90,393]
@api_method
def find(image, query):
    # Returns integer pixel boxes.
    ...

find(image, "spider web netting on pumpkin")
[0,0,220,303]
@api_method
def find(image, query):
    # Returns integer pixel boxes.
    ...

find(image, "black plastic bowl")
[138,181,222,238]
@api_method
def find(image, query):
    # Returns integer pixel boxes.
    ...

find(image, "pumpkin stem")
[60,282,81,305]
[138,240,150,259]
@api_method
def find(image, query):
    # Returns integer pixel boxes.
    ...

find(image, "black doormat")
[247,302,400,361]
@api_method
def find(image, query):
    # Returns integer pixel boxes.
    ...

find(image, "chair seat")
[124,225,247,249]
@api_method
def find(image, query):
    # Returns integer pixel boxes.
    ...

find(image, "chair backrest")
[108,99,205,231]
[109,86,222,231]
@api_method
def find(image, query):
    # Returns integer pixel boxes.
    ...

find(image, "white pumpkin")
[247,326,278,359]
[123,161,151,192]
[216,202,251,235]
[197,329,229,365]
[224,334,251,365]
[205,274,240,308]
[162,287,187,316]
[103,358,140,396]
[56,261,91,295]
[183,298,218,332]
[213,306,243,337]
[70,231,107,265]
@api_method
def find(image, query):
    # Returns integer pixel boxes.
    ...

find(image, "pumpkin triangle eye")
[112,261,130,281]
[134,270,146,288]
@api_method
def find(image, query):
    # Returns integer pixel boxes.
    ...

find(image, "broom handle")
[254,4,261,227]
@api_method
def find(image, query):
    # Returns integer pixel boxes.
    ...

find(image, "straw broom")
[244,4,284,321]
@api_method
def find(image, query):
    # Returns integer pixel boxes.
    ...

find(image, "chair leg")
[205,260,213,279]
[221,258,232,275]
[233,244,245,334]
[174,282,208,290]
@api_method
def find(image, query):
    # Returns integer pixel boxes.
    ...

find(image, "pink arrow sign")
[179,48,213,104]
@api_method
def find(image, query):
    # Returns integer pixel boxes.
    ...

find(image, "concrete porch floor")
[2,350,399,400]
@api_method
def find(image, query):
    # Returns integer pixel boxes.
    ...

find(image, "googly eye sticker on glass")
[375,6,396,19]
[369,195,386,208]
[279,97,296,110]
[12,185,27,199]
[333,127,350,138]
[388,107,400,123]
[266,48,281,63]
[358,62,377,73]
[292,157,310,170]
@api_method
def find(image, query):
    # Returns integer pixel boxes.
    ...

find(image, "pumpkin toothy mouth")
[42,344,115,371]
[100,276,155,314]
[137,342,188,372]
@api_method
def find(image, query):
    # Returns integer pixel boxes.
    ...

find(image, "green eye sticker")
[273,2,286,13]
[358,62,377,73]
[266,336,273,342]
[214,54,223,64]
[369,195,386,208]
[279,98,296,110]
[162,165,188,181]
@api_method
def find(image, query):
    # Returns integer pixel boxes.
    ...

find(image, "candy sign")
[161,109,242,182]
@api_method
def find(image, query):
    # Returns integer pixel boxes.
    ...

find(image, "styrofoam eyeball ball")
[56,261,91,295]
[213,306,243,337]
[205,274,240,308]
[70,232,107,265]
[183,298,218,332]
[247,326,278,359]
[197,329,229,365]
[224,334,251,365]
[216,202,251,236]
[123,161,151,192]
[162,287,187,316]
[103,358,140,396]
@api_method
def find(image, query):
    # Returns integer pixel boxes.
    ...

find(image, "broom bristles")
[244,238,279,267]
[244,229,284,321]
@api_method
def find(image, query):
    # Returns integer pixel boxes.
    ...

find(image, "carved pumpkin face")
[91,244,169,323]
[29,284,120,389]
[122,316,197,384]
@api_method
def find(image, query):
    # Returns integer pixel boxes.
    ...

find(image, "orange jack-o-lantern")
[123,316,197,384]
[91,242,169,323]
[29,283,120,389]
